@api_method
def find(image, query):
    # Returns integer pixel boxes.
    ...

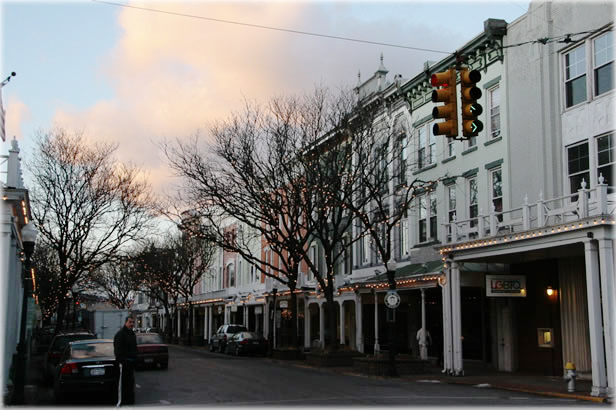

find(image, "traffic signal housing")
[431,68,458,138]
[460,68,483,139]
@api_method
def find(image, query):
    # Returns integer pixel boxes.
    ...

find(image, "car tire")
[209,343,214,352]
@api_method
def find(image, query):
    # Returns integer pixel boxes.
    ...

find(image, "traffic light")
[431,68,458,138]
[460,68,483,139]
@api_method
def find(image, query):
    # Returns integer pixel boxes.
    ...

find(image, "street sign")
[384,290,401,309]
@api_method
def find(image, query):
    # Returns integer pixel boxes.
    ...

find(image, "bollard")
[563,361,576,392]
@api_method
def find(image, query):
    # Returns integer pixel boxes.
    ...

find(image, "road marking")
[509,397,529,400]
[159,400,171,405]
[474,383,492,388]
[136,384,141,388]
[417,380,442,383]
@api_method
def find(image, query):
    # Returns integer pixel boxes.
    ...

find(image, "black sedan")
[225,331,268,356]
[52,339,119,404]
[136,333,168,369]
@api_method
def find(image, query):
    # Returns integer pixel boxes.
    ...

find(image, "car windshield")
[71,342,114,359]
[228,326,247,333]
[242,332,260,339]
[53,334,96,351]
[137,334,164,344]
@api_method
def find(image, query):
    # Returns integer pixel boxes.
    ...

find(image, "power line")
[92,0,452,55]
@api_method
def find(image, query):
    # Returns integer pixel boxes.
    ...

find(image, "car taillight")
[240,340,249,345]
[60,362,78,375]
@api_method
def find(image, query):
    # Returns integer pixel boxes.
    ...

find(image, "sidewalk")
[175,343,610,404]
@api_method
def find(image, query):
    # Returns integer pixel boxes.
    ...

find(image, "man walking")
[114,316,137,405]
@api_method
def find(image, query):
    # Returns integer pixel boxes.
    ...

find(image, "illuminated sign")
[486,275,526,297]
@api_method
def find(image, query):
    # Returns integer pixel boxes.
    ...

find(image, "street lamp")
[385,259,398,377]
[269,287,278,356]
[12,223,38,404]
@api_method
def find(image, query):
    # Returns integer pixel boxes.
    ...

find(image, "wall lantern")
[546,286,555,297]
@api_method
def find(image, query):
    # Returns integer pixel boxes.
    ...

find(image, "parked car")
[52,339,119,404]
[44,331,97,381]
[209,324,248,353]
[136,332,168,369]
[224,331,268,356]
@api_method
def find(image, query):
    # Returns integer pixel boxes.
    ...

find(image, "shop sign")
[217,306,223,314]
[384,290,401,309]
[279,300,288,308]
[231,305,238,312]
[486,275,526,297]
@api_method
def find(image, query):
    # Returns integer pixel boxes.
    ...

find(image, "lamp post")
[385,259,398,377]
[12,223,38,404]
[269,287,278,355]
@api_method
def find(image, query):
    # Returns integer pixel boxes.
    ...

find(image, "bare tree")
[27,128,156,332]
[91,256,141,309]
[32,238,63,326]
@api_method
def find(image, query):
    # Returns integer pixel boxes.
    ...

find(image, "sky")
[1,0,530,195]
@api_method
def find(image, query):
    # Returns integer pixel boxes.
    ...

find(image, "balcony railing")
[441,177,615,244]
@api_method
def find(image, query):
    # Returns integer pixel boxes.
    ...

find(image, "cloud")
[5,96,31,142]
[50,1,464,194]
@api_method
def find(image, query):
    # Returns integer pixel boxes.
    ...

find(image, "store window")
[418,192,437,242]
[418,127,426,169]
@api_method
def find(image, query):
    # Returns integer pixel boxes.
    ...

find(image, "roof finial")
[378,53,388,73]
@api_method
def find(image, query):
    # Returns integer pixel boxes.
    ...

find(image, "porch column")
[374,290,380,354]
[598,238,614,396]
[420,288,427,360]
[244,304,248,327]
[584,239,608,396]
[304,301,311,349]
[355,293,364,353]
[319,302,325,348]
[203,306,208,341]
[339,301,346,346]
[192,305,196,334]
[451,261,463,376]
[440,269,453,373]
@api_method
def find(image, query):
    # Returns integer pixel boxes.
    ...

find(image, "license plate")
[144,358,153,363]
[89,368,105,376]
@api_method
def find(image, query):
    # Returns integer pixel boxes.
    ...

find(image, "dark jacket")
[114,326,137,362]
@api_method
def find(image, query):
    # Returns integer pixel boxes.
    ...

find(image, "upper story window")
[567,141,590,196]
[565,44,587,108]
[597,133,614,186]
[399,132,408,185]
[468,177,478,227]
[400,216,409,258]
[490,168,503,221]
[447,185,456,222]
[417,122,436,169]
[489,86,501,138]
[564,30,614,109]
[594,32,614,96]
[418,192,437,243]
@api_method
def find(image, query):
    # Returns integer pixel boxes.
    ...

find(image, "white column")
[355,294,364,353]
[374,290,380,354]
[585,240,608,396]
[598,238,614,397]
[304,302,311,349]
[451,261,463,376]
[319,302,325,347]
[339,301,346,346]
[440,271,452,373]
[420,288,428,360]
[244,305,248,327]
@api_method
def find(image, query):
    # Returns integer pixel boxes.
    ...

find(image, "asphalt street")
[132,346,601,406]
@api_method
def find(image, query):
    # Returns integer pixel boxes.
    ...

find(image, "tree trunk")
[325,286,338,351]
[187,302,193,345]
[289,285,298,348]
[55,299,67,334]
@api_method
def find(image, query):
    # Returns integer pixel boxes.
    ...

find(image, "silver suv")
[209,324,248,353]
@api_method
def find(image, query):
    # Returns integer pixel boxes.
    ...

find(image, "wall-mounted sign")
[384,290,401,309]
[217,306,223,314]
[255,306,263,314]
[231,305,238,312]
[279,300,288,308]
[486,275,526,297]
